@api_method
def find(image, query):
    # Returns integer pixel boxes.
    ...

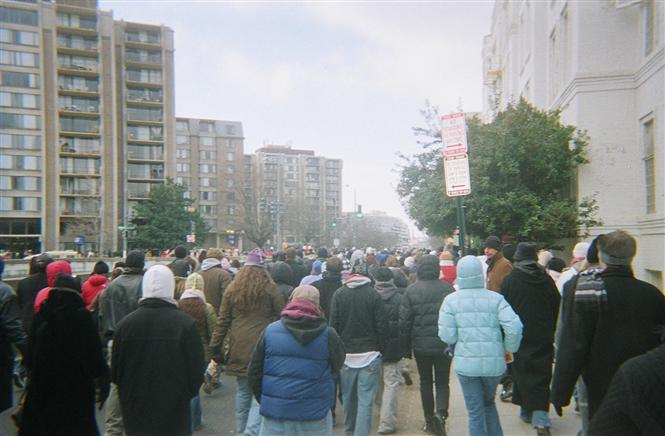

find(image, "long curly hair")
[224,266,276,312]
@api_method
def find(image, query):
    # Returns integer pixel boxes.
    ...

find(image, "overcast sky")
[101,0,494,235]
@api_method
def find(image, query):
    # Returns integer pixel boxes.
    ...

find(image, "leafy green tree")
[397,99,601,245]
[130,180,209,250]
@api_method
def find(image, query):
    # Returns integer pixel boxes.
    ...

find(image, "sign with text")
[441,112,468,157]
[186,234,196,243]
[444,153,471,197]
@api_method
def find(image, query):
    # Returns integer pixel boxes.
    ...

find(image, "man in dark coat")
[20,274,108,436]
[311,256,344,319]
[285,248,307,287]
[399,254,454,435]
[112,265,205,436]
[16,253,52,335]
[501,242,560,436]
[0,258,27,414]
[270,261,295,302]
[169,245,193,278]
[329,263,387,436]
[551,230,665,420]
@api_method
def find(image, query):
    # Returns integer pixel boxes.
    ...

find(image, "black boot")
[432,414,446,436]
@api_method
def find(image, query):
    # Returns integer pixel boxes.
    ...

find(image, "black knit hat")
[125,250,145,269]
[484,236,502,251]
[513,242,538,262]
[586,235,603,264]
[502,244,516,263]
[174,245,187,259]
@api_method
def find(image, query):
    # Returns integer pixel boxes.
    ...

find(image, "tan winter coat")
[199,265,232,314]
[486,252,513,292]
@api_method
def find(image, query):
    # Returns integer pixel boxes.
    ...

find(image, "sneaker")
[422,422,434,434]
[500,386,513,402]
[536,427,551,436]
[402,371,413,386]
[432,415,446,436]
[378,429,396,435]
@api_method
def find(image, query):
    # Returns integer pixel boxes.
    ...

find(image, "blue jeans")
[190,394,202,431]
[258,410,333,436]
[340,356,382,436]
[236,376,262,435]
[520,408,551,429]
[457,374,503,436]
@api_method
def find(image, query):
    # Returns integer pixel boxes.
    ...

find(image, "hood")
[46,260,73,287]
[374,280,398,300]
[271,261,294,285]
[389,267,408,288]
[514,260,550,284]
[281,299,321,319]
[456,255,485,289]
[343,274,372,289]
[87,274,108,288]
[281,314,327,346]
[416,255,440,280]
[140,265,176,305]
[201,257,221,271]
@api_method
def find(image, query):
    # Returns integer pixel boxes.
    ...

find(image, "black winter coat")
[271,262,294,302]
[112,299,205,436]
[20,288,107,436]
[312,271,343,318]
[399,258,454,357]
[375,283,404,362]
[501,261,560,411]
[16,272,48,335]
[285,260,308,287]
[0,281,26,413]
[329,279,387,354]
[551,266,665,417]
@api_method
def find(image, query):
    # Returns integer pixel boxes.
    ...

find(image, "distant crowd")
[0,229,663,436]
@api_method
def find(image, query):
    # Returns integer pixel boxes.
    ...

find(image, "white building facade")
[482,0,664,289]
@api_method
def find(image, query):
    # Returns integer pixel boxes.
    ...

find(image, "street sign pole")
[457,197,467,256]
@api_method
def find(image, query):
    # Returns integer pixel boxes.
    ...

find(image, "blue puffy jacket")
[438,256,523,377]
[260,320,333,421]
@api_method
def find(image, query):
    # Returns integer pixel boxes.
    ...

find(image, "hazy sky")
[100,0,494,234]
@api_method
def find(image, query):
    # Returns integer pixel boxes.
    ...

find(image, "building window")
[200,191,216,201]
[225,124,236,135]
[176,120,189,131]
[58,53,98,71]
[128,125,162,141]
[199,150,216,161]
[643,119,656,214]
[0,49,39,67]
[200,137,214,146]
[226,165,235,175]
[0,29,38,46]
[200,121,214,133]
[199,164,216,174]
[60,157,98,175]
[0,7,39,26]
[0,113,39,130]
[57,34,97,51]
[126,68,161,84]
[226,152,235,162]
[127,107,162,122]
[58,75,98,92]
[644,0,656,56]
[0,92,39,109]
[176,163,191,173]
[58,95,98,112]
[1,71,39,88]
[0,133,40,149]
[176,148,190,159]
[60,117,98,133]
[201,205,216,216]
[226,179,234,188]
[175,176,191,187]
[227,205,236,215]
[199,177,216,188]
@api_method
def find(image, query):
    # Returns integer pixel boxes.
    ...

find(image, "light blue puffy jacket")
[438,256,523,377]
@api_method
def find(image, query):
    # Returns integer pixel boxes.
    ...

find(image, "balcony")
[127,149,164,161]
[127,168,164,181]
[57,39,98,56]
[60,142,100,156]
[58,63,98,77]
[60,166,100,176]
[60,187,100,196]
[58,85,99,97]
[125,51,162,67]
[60,206,99,216]
[59,105,100,117]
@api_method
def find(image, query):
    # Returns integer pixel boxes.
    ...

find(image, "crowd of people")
[0,229,663,436]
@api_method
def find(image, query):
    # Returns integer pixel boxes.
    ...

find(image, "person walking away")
[300,260,323,286]
[270,261,294,302]
[329,263,387,436]
[438,251,456,286]
[99,250,145,436]
[16,253,52,334]
[483,236,512,292]
[0,258,28,418]
[199,248,232,315]
[399,254,454,435]
[82,260,109,309]
[20,273,108,436]
[112,265,205,436]
[248,286,344,436]
[177,272,216,429]
[312,256,344,319]
[33,260,73,312]
[285,248,307,287]
[208,249,284,435]
[439,256,523,436]
[170,245,193,278]
[555,242,590,293]
[551,230,665,420]
[372,267,405,435]
[501,242,560,436]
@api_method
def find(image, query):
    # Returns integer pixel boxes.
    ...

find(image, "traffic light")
[331,220,337,228]
[356,205,364,219]
[227,233,236,246]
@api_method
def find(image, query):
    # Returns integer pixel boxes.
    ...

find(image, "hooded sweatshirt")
[82,273,108,309]
[34,260,72,313]
[271,261,294,302]
[375,278,404,362]
[140,265,176,305]
[200,257,221,272]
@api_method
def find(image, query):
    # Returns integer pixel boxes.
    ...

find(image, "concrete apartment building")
[0,0,175,254]
[246,145,343,247]
[482,0,664,288]
[175,117,244,248]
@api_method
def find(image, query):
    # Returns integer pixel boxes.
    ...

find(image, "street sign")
[186,234,196,243]
[74,236,85,245]
[444,153,471,197]
[441,112,468,157]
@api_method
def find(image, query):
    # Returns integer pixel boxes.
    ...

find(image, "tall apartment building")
[482,0,664,288]
[247,145,343,247]
[0,0,174,255]
[175,117,244,248]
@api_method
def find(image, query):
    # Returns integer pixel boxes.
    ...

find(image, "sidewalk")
[334,364,581,436]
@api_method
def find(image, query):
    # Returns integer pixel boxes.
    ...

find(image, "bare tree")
[236,186,274,249]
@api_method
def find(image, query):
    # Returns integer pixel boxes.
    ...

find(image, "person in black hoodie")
[372,267,405,435]
[501,242,560,436]
[551,230,665,422]
[270,261,295,302]
[312,256,344,319]
[399,254,454,436]
[16,253,52,335]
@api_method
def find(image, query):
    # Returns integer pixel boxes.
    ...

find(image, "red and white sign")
[444,153,471,197]
[441,112,468,157]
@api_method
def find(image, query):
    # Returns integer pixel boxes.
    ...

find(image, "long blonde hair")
[224,266,276,312]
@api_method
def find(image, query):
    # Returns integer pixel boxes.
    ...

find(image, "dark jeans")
[415,353,452,420]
